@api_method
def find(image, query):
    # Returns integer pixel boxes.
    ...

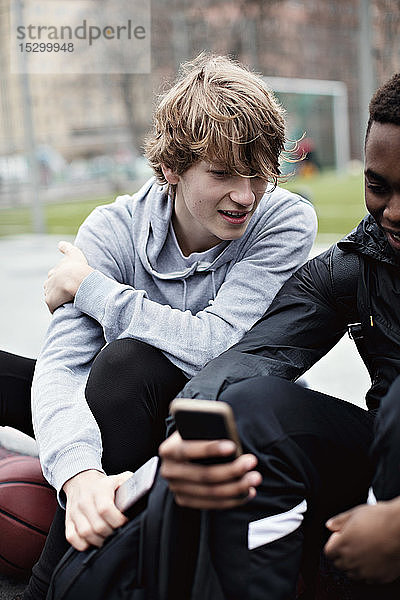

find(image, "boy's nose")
[384,193,400,226]
[229,178,255,206]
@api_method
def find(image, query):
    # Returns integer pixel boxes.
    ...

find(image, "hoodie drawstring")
[211,270,217,301]
[182,279,188,311]
[180,270,217,311]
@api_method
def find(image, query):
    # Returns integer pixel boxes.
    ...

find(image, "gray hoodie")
[32,178,317,494]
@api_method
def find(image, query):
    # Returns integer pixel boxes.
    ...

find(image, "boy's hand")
[44,241,93,313]
[62,469,132,551]
[324,499,400,583]
[159,431,262,510]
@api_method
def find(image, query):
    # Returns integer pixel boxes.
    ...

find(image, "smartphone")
[114,456,159,516]
[169,398,242,463]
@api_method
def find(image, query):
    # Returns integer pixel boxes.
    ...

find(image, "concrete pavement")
[0,235,71,597]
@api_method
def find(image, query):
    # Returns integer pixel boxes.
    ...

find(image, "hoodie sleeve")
[31,306,106,496]
[31,198,136,495]
[74,197,317,377]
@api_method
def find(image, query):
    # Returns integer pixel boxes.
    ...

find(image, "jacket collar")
[338,215,400,267]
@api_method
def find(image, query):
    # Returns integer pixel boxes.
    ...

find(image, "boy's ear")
[161,165,180,185]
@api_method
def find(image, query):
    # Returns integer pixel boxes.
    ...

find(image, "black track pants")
[208,375,400,600]
[0,350,35,437]
[4,350,400,599]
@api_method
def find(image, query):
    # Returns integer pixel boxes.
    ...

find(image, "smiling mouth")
[383,228,400,251]
[383,227,400,240]
[218,210,250,225]
[218,210,249,218]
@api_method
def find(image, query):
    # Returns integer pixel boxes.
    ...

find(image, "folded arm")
[44,241,93,313]
[43,197,317,377]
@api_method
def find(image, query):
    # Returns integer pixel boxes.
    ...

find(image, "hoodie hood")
[338,214,400,267]
[129,178,251,312]
[132,177,266,282]
[117,177,315,314]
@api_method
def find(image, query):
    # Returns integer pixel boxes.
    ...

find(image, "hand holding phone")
[114,456,159,516]
[160,404,261,509]
[169,398,242,464]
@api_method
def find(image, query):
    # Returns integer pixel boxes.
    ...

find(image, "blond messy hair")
[144,52,286,188]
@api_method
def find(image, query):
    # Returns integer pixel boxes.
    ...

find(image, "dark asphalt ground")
[0,574,27,599]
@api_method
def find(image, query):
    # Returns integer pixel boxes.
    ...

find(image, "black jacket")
[180,215,400,410]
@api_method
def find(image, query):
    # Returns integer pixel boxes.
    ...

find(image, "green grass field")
[0,170,366,240]
[0,195,113,238]
[283,169,365,239]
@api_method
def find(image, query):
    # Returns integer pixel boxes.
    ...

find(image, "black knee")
[220,375,301,416]
[86,338,185,420]
[86,339,153,394]
[85,339,187,474]
[219,376,296,452]
[220,376,373,504]
[220,375,302,423]
[0,350,35,436]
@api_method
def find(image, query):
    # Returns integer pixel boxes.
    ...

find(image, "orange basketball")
[0,452,57,579]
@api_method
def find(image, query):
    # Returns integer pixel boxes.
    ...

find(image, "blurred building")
[157,0,400,163]
[1,0,399,167]
[0,0,148,160]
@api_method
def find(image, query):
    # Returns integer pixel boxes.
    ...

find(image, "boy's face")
[365,121,400,252]
[170,160,267,255]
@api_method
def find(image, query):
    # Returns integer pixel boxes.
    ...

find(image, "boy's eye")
[366,182,388,195]
[210,170,229,177]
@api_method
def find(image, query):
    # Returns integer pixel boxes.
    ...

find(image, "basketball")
[0,451,57,579]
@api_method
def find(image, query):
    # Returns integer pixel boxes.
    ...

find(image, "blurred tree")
[374,0,400,82]
[1,0,400,170]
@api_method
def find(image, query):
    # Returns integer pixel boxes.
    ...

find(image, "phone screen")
[173,406,241,464]
[114,456,159,516]
[174,410,231,441]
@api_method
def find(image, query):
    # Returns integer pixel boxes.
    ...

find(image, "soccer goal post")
[264,76,350,173]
